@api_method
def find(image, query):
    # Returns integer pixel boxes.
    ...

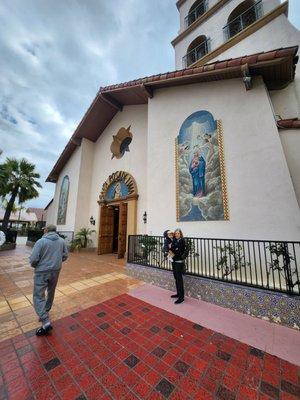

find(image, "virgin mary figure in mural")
[189,133,214,198]
[189,150,206,197]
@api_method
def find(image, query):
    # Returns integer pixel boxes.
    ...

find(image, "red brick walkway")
[0,294,299,400]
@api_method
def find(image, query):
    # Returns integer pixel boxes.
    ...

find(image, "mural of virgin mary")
[176,110,226,221]
[189,151,206,197]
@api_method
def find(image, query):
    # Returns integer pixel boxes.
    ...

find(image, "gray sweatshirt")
[29,232,68,273]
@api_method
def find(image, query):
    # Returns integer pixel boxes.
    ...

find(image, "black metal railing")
[183,38,211,67]
[223,1,263,40]
[26,230,74,244]
[27,230,44,243]
[184,0,209,28]
[128,235,300,296]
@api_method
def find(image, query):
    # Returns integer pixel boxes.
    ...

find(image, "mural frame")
[57,175,70,225]
[98,171,138,204]
[175,119,229,222]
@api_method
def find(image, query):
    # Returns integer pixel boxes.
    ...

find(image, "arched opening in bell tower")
[183,35,210,67]
[224,0,263,40]
[185,0,208,27]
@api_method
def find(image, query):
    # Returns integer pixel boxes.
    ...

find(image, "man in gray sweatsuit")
[29,224,68,336]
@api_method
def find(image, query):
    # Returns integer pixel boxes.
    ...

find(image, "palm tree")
[74,228,96,248]
[1,198,18,213]
[0,158,41,231]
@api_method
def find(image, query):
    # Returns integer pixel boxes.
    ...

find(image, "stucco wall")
[49,145,82,232]
[174,0,280,69]
[45,201,55,226]
[147,77,300,240]
[88,105,148,247]
[74,138,95,233]
[279,129,300,208]
[210,13,300,205]
[210,12,300,117]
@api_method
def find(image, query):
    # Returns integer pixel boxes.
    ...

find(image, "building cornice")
[172,0,231,47]
[191,1,289,67]
[176,0,186,10]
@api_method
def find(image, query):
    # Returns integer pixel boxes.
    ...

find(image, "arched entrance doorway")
[97,171,138,259]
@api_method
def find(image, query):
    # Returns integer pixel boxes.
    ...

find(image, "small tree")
[74,228,95,248]
[0,158,41,230]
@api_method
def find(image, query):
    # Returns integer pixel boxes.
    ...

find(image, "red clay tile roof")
[46,46,299,182]
[26,207,47,221]
[101,46,298,92]
[277,118,300,129]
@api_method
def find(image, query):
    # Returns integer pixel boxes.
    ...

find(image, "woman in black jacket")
[170,228,186,304]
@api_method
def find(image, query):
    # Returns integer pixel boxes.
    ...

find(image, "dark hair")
[174,228,183,238]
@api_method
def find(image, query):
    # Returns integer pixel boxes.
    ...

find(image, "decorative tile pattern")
[164,325,174,333]
[174,360,190,374]
[155,378,175,398]
[0,293,299,400]
[97,311,106,318]
[126,263,300,329]
[152,347,167,359]
[124,355,140,369]
[43,357,61,371]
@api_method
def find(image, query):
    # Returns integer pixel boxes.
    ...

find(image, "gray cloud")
[1,0,298,208]
[0,0,177,207]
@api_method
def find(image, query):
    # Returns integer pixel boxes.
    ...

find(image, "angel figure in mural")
[189,134,214,198]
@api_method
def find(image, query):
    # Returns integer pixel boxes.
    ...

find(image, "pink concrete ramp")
[130,283,300,366]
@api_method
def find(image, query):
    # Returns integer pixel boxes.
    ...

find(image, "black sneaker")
[36,325,53,336]
[171,294,179,298]
[174,298,184,304]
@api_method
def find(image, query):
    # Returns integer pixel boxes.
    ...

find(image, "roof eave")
[46,45,298,183]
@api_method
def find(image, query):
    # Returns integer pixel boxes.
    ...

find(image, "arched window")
[185,0,208,27]
[57,175,69,225]
[223,0,263,40]
[183,35,210,67]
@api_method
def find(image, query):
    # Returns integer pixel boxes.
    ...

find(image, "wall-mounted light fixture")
[143,211,147,224]
[89,216,95,225]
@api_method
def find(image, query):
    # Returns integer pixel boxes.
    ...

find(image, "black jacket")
[163,230,172,253]
[171,238,186,262]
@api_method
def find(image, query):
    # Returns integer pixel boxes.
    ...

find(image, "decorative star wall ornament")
[110,126,133,159]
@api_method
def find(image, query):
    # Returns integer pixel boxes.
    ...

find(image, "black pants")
[172,261,185,300]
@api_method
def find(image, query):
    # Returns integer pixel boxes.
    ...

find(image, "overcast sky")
[0,0,299,208]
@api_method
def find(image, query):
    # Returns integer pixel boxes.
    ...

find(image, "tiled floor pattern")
[0,248,142,341]
[1,294,299,400]
[130,284,300,366]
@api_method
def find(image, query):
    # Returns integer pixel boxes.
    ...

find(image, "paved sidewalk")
[0,247,142,341]
[1,294,299,400]
[130,284,300,367]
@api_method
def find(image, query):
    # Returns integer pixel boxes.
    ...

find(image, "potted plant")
[70,228,95,252]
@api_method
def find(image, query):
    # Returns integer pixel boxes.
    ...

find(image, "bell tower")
[172,0,291,70]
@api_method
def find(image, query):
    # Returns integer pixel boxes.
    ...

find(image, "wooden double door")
[98,202,127,259]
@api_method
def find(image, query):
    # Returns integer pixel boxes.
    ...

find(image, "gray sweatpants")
[33,271,60,324]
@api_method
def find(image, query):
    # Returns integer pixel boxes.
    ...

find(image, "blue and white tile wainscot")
[126,263,300,330]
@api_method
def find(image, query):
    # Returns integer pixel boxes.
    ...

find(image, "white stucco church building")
[46,0,300,258]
